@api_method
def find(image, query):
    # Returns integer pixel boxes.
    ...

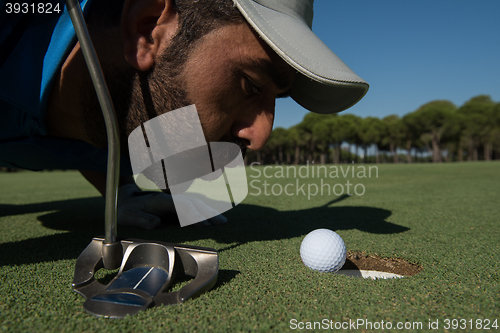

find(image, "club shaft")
[65,0,120,245]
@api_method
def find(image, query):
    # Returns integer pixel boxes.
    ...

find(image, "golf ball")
[300,229,346,273]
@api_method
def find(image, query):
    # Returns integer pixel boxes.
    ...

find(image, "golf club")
[65,0,219,318]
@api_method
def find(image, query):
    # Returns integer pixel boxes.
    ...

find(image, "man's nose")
[231,99,275,151]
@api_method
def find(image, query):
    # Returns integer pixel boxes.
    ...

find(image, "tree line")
[246,95,500,165]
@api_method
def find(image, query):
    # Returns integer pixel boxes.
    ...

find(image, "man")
[0,0,368,229]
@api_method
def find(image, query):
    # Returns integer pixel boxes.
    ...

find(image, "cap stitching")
[255,8,361,79]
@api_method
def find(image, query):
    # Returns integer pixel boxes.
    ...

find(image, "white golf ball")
[300,229,346,273]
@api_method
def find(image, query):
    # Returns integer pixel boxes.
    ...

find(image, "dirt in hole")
[340,251,422,276]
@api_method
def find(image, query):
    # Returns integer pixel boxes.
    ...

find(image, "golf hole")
[337,252,422,279]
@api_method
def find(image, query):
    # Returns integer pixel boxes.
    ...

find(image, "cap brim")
[233,0,369,114]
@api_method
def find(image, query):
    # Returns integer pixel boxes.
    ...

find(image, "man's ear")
[121,0,179,71]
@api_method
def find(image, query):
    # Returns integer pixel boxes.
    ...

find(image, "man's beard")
[80,55,187,152]
[79,48,247,192]
[79,55,247,160]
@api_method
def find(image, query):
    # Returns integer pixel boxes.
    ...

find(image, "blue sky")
[274,0,500,129]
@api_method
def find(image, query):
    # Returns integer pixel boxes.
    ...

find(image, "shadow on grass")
[0,195,408,267]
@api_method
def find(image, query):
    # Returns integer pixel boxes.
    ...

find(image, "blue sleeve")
[0,0,134,175]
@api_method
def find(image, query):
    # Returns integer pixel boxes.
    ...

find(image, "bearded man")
[0,0,368,228]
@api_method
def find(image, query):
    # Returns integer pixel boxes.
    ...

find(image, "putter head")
[72,237,219,318]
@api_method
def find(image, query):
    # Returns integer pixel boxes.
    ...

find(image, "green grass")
[1,162,499,332]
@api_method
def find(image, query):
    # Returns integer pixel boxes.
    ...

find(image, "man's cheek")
[200,94,242,138]
[197,109,228,142]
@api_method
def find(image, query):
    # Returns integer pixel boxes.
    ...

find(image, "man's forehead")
[241,22,295,84]
[195,21,295,93]
[235,23,294,87]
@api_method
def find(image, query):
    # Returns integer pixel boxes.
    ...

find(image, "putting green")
[0,162,499,332]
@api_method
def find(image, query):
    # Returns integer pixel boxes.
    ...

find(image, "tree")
[402,112,419,163]
[298,113,334,163]
[337,114,361,162]
[440,111,462,162]
[255,96,498,165]
[381,115,404,163]
[359,117,384,163]
[321,116,345,164]
[312,120,332,164]
[288,125,307,165]
[267,127,289,164]
[411,101,457,162]
[458,95,496,161]
[492,103,500,160]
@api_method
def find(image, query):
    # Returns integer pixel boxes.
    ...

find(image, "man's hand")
[117,183,228,229]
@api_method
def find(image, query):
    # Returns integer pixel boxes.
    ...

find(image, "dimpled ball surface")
[300,229,346,273]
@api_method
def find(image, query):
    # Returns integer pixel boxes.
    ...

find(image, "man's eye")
[243,77,262,96]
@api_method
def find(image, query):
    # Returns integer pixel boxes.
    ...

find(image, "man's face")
[83,22,295,155]
[180,22,295,151]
